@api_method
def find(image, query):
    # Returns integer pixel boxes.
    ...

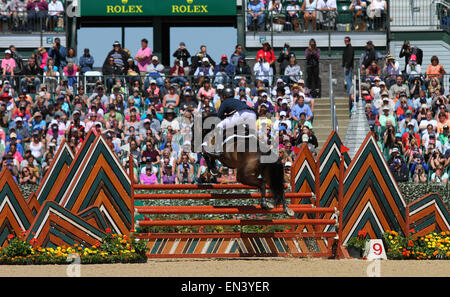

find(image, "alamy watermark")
[366,260,381,277]
[66,253,81,277]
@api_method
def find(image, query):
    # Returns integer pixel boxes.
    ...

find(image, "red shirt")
[257,49,276,64]
[170,66,185,76]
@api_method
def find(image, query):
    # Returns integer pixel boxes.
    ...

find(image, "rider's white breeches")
[216,110,257,131]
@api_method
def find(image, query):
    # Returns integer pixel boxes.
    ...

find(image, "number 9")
[373,243,382,255]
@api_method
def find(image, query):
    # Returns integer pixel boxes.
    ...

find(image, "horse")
[191,113,294,217]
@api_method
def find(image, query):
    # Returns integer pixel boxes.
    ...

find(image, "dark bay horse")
[191,114,294,216]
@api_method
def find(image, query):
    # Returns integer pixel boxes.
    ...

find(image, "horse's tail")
[262,160,285,202]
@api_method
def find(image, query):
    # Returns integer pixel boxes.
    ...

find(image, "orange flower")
[7,234,14,240]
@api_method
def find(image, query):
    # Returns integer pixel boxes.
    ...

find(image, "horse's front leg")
[260,182,274,210]
[203,153,219,176]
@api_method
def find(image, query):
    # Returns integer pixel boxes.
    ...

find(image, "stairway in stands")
[313,97,351,151]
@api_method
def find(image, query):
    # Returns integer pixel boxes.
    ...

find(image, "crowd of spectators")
[351,39,450,183]
[0,38,318,187]
[248,0,387,32]
[0,0,65,32]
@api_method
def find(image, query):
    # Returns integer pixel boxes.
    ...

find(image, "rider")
[202,87,258,175]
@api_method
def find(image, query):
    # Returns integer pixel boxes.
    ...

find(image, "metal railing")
[0,9,67,33]
[245,6,388,33]
[329,64,338,132]
[2,72,308,96]
[389,0,449,30]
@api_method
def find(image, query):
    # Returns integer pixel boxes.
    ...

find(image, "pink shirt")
[40,53,48,70]
[1,58,16,74]
[136,47,152,72]
[140,173,158,185]
[197,87,216,100]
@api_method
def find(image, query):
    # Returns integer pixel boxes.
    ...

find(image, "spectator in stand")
[412,163,427,183]
[135,38,152,78]
[285,0,301,31]
[2,50,16,86]
[425,56,446,85]
[172,42,191,75]
[389,75,410,99]
[254,92,274,114]
[124,57,140,87]
[247,0,265,31]
[409,76,425,99]
[177,154,194,184]
[295,125,318,156]
[317,0,337,29]
[160,160,177,184]
[27,0,48,31]
[399,41,423,72]
[48,0,64,32]
[214,55,234,87]
[368,0,386,30]
[65,47,78,68]
[278,43,296,77]
[162,85,180,108]
[419,110,438,134]
[389,157,409,183]
[406,54,422,83]
[305,39,320,98]
[284,57,302,84]
[431,165,448,183]
[191,45,216,75]
[253,55,271,86]
[140,165,159,185]
[169,59,187,87]
[257,41,276,76]
[194,58,214,87]
[230,44,245,69]
[360,40,377,72]
[234,58,252,85]
[382,55,400,88]
[102,56,123,92]
[63,62,78,90]
[342,36,354,97]
[365,61,381,81]
[267,0,283,26]
[11,0,27,31]
[197,80,216,106]
[8,45,24,76]
[349,0,367,31]
[0,0,11,29]
[19,166,37,185]
[48,38,67,70]
[291,93,313,122]
[103,41,130,74]
[79,48,94,74]
[301,0,318,31]
[428,77,443,98]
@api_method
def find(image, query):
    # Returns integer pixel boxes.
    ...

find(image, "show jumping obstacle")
[0,130,448,259]
[130,158,349,258]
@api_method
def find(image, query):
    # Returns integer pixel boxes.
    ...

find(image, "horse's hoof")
[284,207,295,217]
[261,201,274,210]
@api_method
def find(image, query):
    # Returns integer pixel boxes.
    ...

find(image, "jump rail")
[129,156,349,259]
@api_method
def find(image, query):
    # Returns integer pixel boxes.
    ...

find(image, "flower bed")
[0,229,149,265]
[384,230,450,260]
